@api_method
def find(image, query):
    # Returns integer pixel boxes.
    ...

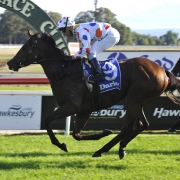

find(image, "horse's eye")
[29,50,32,53]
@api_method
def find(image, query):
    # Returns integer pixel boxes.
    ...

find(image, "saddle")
[83,58,121,111]
[61,56,121,111]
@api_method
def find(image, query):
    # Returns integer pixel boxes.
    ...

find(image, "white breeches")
[88,28,120,60]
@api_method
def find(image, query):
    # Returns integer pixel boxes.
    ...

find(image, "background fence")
[1,45,180,131]
[0,77,179,131]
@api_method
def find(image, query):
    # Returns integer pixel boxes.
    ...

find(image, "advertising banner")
[0,95,42,130]
[41,96,179,130]
[97,51,179,71]
[89,97,180,130]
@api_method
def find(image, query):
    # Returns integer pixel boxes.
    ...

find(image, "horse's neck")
[40,60,63,85]
[39,48,64,82]
[40,59,83,86]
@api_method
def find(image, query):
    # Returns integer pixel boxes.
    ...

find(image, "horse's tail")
[164,70,180,105]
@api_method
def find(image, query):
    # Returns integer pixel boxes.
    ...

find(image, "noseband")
[19,37,39,67]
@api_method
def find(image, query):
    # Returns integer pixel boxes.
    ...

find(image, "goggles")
[58,27,66,33]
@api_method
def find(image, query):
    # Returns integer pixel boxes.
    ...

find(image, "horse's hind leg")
[119,109,149,159]
[92,101,141,158]
[92,126,132,158]
[72,112,113,140]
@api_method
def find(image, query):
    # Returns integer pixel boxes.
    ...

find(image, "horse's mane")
[38,32,67,57]
[42,32,56,47]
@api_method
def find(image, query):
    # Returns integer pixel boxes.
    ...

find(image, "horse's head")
[172,58,180,77]
[7,29,57,71]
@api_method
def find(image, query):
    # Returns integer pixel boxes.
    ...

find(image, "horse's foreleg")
[45,115,68,152]
[73,112,113,140]
[119,109,149,159]
[44,104,76,152]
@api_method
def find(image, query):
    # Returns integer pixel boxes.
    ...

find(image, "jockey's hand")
[81,57,88,62]
[64,55,74,60]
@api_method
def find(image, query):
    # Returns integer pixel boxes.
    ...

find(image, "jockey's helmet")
[56,17,75,32]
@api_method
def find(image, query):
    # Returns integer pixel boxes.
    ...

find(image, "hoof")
[103,129,113,136]
[61,143,68,152]
[119,149,126,159]
[167,128,176,134]
[92,152,101,158]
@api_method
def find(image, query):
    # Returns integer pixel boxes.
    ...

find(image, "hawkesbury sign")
[0,0,69,55]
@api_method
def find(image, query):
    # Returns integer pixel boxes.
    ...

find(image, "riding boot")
[88,57,104,83]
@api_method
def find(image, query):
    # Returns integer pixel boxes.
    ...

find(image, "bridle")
[19,37,39,67]
[15,35,78,78]
[18,36,65,68]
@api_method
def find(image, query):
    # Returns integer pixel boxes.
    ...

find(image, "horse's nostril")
[7,61,11,66]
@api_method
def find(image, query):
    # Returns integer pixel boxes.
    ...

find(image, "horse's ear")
[27,29,34,37]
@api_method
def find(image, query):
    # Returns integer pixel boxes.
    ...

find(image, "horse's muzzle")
[7,60,19,71]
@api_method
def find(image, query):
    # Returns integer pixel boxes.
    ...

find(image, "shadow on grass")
[0,161,127,171]
[0,147,179,159]
[0,151,127,170]
[0,151,92,158]
[0,148,179,170]
[108,149,180,156]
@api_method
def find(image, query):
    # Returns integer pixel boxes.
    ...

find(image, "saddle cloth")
[83,58,121,93]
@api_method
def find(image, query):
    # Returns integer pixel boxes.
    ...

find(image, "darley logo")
[0,104,35,118]
[99,81,119,91]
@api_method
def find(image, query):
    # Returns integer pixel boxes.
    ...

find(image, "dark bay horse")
[7,30,180,160]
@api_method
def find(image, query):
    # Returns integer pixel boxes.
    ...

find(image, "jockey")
[56,16,120,83]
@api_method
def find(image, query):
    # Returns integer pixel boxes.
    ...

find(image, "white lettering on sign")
[40,21,54,32]
[0,0,67,53]
[153,108,180,118]
[0,0,13,7]
[0,0,35,17]
[91,109,126,118]
[13,0,26,11]
[40,21,64,47]
[20,1,35,17]
[0,95,41,130]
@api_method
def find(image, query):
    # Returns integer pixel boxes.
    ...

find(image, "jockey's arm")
[73,29,91,59]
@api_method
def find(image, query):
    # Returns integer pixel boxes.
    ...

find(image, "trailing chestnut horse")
[172,57,180,77]
[167,58,180,133]
[7,30,180,160]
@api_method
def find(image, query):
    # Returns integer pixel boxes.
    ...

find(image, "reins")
[19,54,85,67]
[16,33,84,84]
[20,58,69,67]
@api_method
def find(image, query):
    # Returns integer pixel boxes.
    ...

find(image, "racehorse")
[7,30,180,160]
[172,57,180,77]
[167,58,180,133]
